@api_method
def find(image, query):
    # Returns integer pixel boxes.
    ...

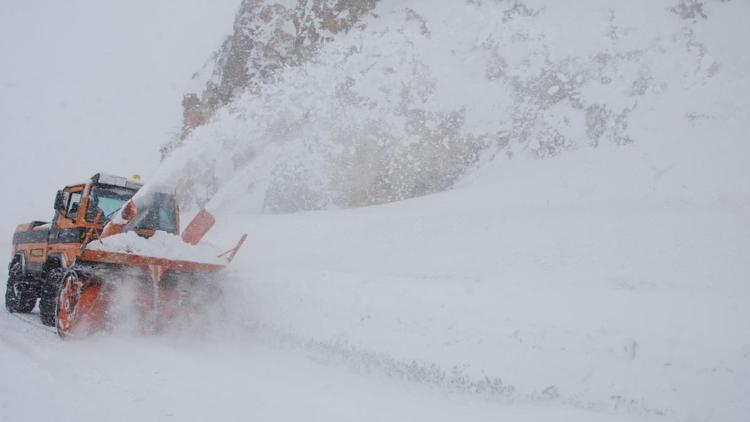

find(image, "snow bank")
[86,231,224,265]
[212,143,750,421]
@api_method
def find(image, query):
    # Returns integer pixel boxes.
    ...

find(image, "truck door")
[49,186,86,246]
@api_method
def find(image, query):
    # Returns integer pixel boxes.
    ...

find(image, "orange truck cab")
[5,173,178,326]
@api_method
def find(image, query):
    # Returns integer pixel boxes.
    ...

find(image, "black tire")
[40,266,65,326]
[5,260,37,313]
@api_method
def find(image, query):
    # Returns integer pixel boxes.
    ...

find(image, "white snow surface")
[210,147,750,421]
[1,1,749,422]
[86,231,225,265]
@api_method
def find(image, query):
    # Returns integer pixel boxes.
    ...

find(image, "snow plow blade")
[55,249,233,339]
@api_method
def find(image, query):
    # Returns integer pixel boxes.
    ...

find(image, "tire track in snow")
[229,320,672,422]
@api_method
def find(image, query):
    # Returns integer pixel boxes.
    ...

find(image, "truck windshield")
[85,185,138,223]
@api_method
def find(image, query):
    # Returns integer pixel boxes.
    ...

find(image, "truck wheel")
[5,260,37,313]
[40,267,64,326]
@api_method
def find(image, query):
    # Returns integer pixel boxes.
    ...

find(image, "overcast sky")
[0,0,239,233]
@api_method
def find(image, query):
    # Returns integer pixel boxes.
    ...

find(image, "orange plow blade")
[56,212,246,338]
[56,272,109,339]
[56,250,228,338]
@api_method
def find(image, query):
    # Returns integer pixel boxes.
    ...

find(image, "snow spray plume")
[157,1,729,214]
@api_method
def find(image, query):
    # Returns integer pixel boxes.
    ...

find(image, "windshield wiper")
[104,208,122,220]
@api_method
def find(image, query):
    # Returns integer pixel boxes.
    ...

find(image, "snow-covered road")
[0,310,655,422]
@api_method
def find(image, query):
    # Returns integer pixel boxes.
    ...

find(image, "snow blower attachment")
[5,173,246,338]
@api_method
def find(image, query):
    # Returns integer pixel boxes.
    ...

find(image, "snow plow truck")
[5,173,245,338]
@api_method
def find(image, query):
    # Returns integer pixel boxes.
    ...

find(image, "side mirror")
[53,190,66,211]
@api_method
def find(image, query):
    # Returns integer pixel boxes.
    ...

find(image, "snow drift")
[211,143,750,420]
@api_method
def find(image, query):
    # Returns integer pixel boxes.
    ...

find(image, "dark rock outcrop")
[164,0,378,157]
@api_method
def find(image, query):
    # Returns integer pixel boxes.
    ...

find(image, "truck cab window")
[85,186,137,223]
[66,192,82,220]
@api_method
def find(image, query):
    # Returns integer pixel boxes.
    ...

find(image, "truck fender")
[9,252,27,278]
[43,254,68,276]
